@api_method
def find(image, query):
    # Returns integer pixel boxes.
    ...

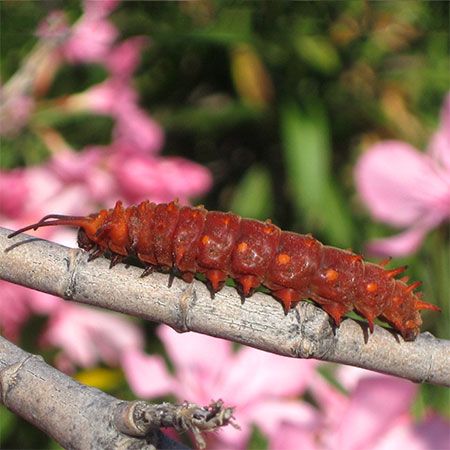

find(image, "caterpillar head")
[77,227,95,251]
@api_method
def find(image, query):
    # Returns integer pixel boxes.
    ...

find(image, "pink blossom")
[0,283,59,342]
[122,325,317,449]
[1,165,98,241]
[48,147,117,204]
[112,153,212,204]
[0,170,29,219]
[354,94,450,256]
[64,78,138,115]
[113,106,165,154]
[251,401,319,450]
[62,15,118,64]
[0,282,33,341]
[309,366,450,450]
[63,81,164,155]
[83,0,120,19]
[374,414,450,450]
[42,303,144,370]
[61,0,120,64]
[0,94,35,137]
[106,36,149,78]
[269,421,318,450]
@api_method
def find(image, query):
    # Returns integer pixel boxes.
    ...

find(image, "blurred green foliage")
[1,0,449,448]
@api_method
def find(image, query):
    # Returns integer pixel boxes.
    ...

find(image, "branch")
[1,227,449,386]
[0,335,236,449]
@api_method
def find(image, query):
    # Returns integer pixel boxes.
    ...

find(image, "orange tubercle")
[237,242,248,252]
[237,274,260,296]
[276,253,291,265]
[206,269,227,292]
[325,269,339,282]
[273,288,301,314]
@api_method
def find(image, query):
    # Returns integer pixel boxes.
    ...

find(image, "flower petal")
[366,224,429,257]
[355,142,445,227]
[249,400,319,441]
[373,414,450,450]
[156,325,232,401]
[220,347,316,405]
[335,376,416,450]
[122,349,174,398]
[42,304,144,368]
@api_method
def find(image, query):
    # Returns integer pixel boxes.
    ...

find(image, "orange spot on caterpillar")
[201,235,210,245]
[366,282,378,293]
[277,253,291,265]
[237,242,248,252]
[326,269,339,282]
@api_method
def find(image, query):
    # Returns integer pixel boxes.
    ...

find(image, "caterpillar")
[8,200,440,341]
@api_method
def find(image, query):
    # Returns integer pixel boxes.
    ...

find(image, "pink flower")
[106,36,149,78]
[62,5,118,64]
[309,366,450,450]
[0,282,33,341]
[0,282,60,342]
[113,105,165,154]
[122,325,318,449]
[83,0,120,19]
[48,147,117,204]
[42,303,144,370]
[0,170,29,219]
[354,94,450,256]
[112,154,212,204]
[0,94,35,137]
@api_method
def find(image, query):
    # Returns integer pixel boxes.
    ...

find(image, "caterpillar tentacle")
[8,200,441,341]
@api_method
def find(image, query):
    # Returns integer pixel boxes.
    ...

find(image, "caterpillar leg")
[168,266,183,288]
[235,275,260,298]
[109,254,124,269]
[87,246,105,261]
[140,265,155,278]
[205,269,227,298]
[312,295,350,327]
[272,288,302,314]
[181,272,195,283]
[355,306,377,333]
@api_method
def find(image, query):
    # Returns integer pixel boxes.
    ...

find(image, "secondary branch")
[0,336,235,449]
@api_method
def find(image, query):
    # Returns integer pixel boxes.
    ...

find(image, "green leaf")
[294,35,341,74]
[280,101,353,246]
[230,164,273,220]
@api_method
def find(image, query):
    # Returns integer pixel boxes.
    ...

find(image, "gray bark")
[1,227,449,387]
[0,336,235,449]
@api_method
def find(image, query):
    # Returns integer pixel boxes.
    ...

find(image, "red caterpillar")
[8,200,440,341]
